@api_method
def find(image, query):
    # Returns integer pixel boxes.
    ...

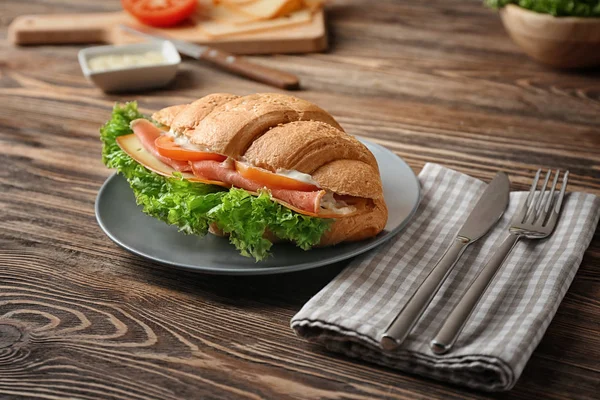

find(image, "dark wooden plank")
[1,0,599,399]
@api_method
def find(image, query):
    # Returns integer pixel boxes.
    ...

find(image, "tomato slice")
[155,135,227,162]
[131,119,192,171]
[235,162,319,192]
[122,0,197,27]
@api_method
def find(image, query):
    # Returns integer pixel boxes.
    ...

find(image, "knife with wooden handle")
[380,172,510,351]
[120,25,300,90]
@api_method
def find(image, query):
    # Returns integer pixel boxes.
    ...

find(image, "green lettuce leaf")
[485,0,600,17]
[99,102,331,260]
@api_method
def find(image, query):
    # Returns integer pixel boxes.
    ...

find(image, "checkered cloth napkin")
[291,163,600,391]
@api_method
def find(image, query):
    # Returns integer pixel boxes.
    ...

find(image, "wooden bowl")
[500,4,600,68]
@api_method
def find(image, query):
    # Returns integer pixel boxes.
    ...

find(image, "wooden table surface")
[1,1,599,399]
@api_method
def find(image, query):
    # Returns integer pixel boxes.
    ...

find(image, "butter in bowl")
[78,40,181,92]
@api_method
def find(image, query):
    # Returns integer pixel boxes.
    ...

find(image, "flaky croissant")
[152,93,388,246]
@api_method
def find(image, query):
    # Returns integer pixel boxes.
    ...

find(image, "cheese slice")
[274,0,304,17]
[303,0,323,11]
[210,4,261,24]
[116,134,228,187]
[220,0,258,5]
[225,0,303,20]
[194,0,217,21]
[199,8,312,37]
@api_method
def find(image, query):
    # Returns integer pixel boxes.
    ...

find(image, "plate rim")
[95,138,421,275]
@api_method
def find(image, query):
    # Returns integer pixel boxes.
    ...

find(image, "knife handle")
[200,48,299,90]
[430,233,520,354]
[380,237,470,351]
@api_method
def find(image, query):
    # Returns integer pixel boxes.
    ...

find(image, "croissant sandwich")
[100,93,387,260]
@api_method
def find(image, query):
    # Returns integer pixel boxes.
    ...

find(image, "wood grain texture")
[1,0,599,399]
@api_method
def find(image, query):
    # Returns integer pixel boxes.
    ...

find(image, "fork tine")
[527,169,551,224]
[534,169,553,223]
[539,169,560,226]
[526,169,540,208]
[544,170,569,232]
[536,169,552,212]
[554,170,569,214]
[519,169,541,222]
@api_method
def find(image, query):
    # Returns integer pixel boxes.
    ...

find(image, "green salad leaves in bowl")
[486,0,600,17]
[487,0,600,67]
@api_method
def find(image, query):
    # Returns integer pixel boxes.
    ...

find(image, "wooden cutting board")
[8,10,327,55]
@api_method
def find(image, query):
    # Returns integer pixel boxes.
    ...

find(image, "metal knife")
[380,172,510,351]
[119,24,300,90]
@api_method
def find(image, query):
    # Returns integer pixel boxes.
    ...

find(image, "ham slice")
[191,160,325,214]
[123,121,331,215]
[130,119,191,172]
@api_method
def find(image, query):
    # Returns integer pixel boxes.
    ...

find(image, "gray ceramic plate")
[95,138,420,275]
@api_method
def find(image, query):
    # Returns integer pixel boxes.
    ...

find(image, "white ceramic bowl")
[78,41,181,93]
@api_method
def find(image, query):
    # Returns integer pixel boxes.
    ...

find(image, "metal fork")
[430,168,569,355]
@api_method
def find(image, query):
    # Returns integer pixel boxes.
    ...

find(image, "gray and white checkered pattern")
[291,163,600,391]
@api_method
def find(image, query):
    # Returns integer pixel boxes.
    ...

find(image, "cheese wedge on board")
[303,0,324,11]
[225,0,303,20]
[199,8,312,37]
[210,4,261,24]
[219,0,258,4]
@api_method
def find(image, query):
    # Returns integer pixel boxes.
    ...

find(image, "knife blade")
[380,172,510,351]
[456,173,511,241]
[119,24,300,90]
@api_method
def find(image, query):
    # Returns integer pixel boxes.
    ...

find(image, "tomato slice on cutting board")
[122,0,198,27]
[235,162,319,192]
[155,135,227,162]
